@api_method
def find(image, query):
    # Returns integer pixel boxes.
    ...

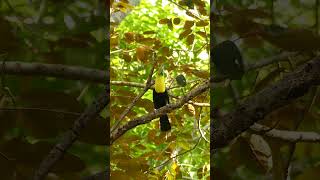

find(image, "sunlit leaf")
[186,34,195,45]
[183,20,194,29]
[159,18,169,24]
[64,14,76,30]
[179,29,192,39]
[173,18,181,25]
[124,32,135,43]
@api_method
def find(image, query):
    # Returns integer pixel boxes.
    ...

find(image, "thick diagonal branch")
[0,61,107,84]
[212,57,320,149]
[33,88,110,180]
[110,81,209,144]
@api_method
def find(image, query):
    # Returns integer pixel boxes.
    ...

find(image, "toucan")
[212,40,244,80]
[153,71,171,131]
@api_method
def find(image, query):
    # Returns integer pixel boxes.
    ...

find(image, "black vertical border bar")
[106,0,111,179]
[210,0,214,178]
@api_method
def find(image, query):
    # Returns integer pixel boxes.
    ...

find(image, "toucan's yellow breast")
[155,75,165,93]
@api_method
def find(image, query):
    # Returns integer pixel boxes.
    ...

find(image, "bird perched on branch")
[153,69,171,131]
[212,40,244,80]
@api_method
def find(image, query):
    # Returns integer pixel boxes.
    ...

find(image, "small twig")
[111,80,149,88]
[167,85,183,90]
[284,9,304,25]
[2,87,16,106]
[197,107,209,143]
[77,84,90,101]
[110,60,157,133]
[110,49,135,54]
[246,52,298,71]
[194,43,208,54]
[1,59,16,106]
[0,151,12,161]
[189,101,210,107]
[154,141,174,165]
[169,92,210,107]
[146,136,202,174]
[167,0,202,20]
[35,0,48,23]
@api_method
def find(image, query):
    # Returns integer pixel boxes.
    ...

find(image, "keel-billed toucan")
[153,71,171,131]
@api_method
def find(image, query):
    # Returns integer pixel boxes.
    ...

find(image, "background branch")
[250,123,320,143]
[0,61,107,84]
[212,52,296,83]
[245,52,297,71]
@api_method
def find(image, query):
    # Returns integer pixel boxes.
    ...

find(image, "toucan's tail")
[160,115,171,131]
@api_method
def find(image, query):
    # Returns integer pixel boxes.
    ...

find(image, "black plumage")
[211,40,244,80]
[153,89,171,131]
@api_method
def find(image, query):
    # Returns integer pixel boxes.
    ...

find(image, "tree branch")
[212,52,296,83]
[110,61,156,133]
[33,88,110,180]
[110,81,209,144]
[82,170,108,180]
[246,52,297,71]
[211,57,320,149]
[111,80,146,88]
[283,86,318,179]
[250,123,320,143]
[0,61,107,84]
